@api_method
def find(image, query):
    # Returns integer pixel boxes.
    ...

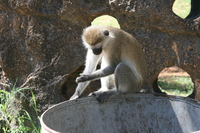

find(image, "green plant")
[158,76,193,97]
[0,83,40,133]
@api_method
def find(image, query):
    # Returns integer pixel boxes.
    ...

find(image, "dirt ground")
[158,66,190,77]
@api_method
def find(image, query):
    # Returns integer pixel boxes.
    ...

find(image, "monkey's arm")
[76,65,116,83]
[83,49,102,74]
[70,49,101,100]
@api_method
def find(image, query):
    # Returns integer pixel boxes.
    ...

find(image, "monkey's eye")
[103,30,109,36]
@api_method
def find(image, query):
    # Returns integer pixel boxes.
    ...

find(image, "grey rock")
[1,0,200,118]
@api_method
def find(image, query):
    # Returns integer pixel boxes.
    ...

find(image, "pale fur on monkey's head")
[82,25,115,49]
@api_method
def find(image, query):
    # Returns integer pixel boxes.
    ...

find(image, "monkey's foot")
[140,88,155,93]
[140,88,149,93]
[89,90,116,103]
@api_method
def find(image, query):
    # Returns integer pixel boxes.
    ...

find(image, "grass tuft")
[0,83,40,133]
[158,76,193,97]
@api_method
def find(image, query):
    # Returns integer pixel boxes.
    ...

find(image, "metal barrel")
[40,94,200,133]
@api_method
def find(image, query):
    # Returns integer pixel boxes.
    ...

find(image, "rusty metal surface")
[40,94,200,133]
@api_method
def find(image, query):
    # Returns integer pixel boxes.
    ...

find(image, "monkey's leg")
[69,50,101,100]
[89,75,115,103]
[115,62,141,93]
[70,81,90,100]
[91,63,141,103]
[99,74,115,91]
[88,76,110,97]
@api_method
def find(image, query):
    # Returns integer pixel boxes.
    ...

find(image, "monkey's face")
[92,47,103,55]
[82,26,110,55]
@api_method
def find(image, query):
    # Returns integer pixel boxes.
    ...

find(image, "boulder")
[1,0,200,116]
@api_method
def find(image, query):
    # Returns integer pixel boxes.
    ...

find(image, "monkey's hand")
[76,75,94,83]
[69,94,79,100]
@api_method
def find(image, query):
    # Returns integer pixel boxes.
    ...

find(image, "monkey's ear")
[103,30,109,36]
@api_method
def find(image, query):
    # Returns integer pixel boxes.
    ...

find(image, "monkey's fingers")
[76,75,91,83]
[76,77,82,83]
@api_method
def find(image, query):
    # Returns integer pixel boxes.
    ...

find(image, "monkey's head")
[82,25,112,55]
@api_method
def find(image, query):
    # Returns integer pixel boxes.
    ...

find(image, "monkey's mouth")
[92,47,102,55]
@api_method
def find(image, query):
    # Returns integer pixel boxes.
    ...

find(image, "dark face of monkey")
[92,47,102,55]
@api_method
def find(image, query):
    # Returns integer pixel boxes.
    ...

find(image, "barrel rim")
[40,93,200,133]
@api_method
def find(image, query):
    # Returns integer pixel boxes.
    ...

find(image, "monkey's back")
[106,26,147,81]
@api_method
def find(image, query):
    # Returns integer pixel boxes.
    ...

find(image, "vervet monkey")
[70,25,147,103]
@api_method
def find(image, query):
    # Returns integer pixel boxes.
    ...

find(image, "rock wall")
[1,0,200,115]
